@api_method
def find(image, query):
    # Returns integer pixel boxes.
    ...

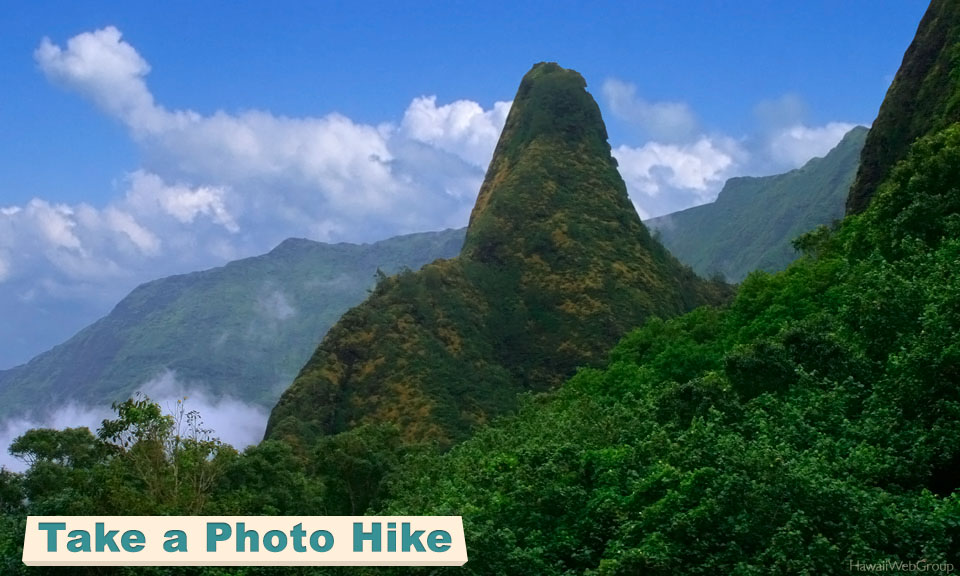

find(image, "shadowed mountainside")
[847,0,960,213]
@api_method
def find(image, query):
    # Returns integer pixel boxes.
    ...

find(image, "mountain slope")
[379,7,960,573]
[847,0,960,213]
[265,62,731,447]
[0,229,464,418]
[647,126,867,282]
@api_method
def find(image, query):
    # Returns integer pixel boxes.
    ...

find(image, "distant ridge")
[648,126,867,281]
[0,229,465,418]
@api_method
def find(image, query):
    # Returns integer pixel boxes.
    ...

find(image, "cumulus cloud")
[35,26,168,136]
[32,27,506,234]
[605,86,859,218]
[750,94,859,173]
[125,171,237,232]
[613,137,744,218]
[401,96,512,167]
[0,26,512,368]
[602,78,699,142]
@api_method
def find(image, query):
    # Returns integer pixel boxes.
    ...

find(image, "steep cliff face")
[265,63,730,447]
[847,0,960,214]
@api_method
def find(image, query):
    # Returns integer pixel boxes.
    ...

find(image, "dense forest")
[3,1,960,574]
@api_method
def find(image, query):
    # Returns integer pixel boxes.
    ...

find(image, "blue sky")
[0,1,930,368]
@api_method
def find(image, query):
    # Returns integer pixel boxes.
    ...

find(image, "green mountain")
[847,0,960,213]
[374,7,960,573]
[647,126,867,282]
[265,62,731,447]
[0,229,464,418]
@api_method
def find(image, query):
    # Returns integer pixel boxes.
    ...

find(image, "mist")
[0,369,270,473]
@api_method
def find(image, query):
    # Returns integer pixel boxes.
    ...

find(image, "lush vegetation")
[647,126,866,282]
[266,62,730,449]
[3,119,959,576]
[0,229,464,416]
[847,0,960,213]
[5,7,960,572]
[375,121,960,574]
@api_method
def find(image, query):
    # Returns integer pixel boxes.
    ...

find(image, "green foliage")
[0,229,464,418]
[376,123,960,574]
[647,126,867,282]
[210,440,324,516]
[311,424,407,515]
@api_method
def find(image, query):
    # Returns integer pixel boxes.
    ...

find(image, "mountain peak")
[491,62,610,163]
[266,63,731,451]
[461,62,639,267]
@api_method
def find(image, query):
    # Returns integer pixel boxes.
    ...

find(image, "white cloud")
[32,27,503,236]
[767,122,858,169]
[0,26,507,369]
[126,171,237,232]
[401,96,512,167]
[605,88,860,218]
[614,137,744,218]
[27,199,83,251]
[35,26,170,136]
[104,207,161,255]
[751,94,858,173]
[139,370,270,452]
[602,78,698,142]
[0,403,110,472]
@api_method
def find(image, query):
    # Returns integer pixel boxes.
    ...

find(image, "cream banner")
[23,516,467,566]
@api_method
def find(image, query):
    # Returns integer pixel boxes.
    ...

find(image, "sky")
[0,1,930,371]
